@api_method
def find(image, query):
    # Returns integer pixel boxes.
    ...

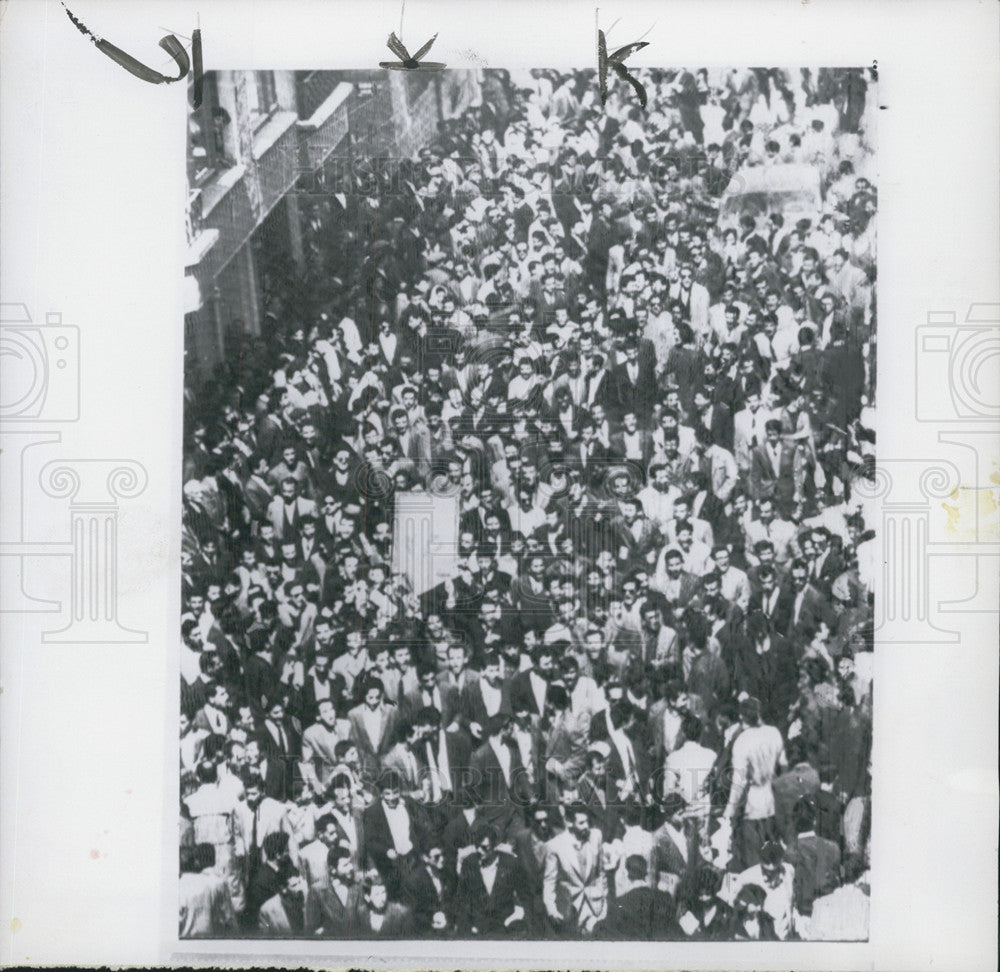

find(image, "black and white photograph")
[4,0,1000,967]
[179,64,877,943]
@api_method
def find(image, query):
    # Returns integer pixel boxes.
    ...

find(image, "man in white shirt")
[300,699,346,794]
[637,463,680,529]
[663,712,717,821]
[180,619,205,686]
[731,841,796,940]
[674,522,713,576]
[543,804,608,935]
[711,546,751,611]
[664,497,714,550]
[804,853,870,941]
[733,390,776,474]
[723,697,787,872]
[507,356,542,405]
[744,499,797,566]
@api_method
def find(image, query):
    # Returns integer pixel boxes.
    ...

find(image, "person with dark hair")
[347,675,399,781]
[728,882,778,940]
[362,769,428,898]
[355,870,416,938]
[237,771,297,908]
[600,853,677,940]
[785,795,841,923]
[722,697,787,871]
[459,651,513,742]
[676,864,733,940]
[323,771,366,872]
[455,820,527,936]
[256,696,299,801]
[257,860,306,936]
[381,716,431,802]
[469,711,532,841]
[403,839,455,936]
[732,610,798,730]
[542,802,608,936]
[243,830,291,930]
[733,840,796,940]
[179,842,237,937]
[300,697,346,795]
[303,843,361,937]
[803,852,870,941]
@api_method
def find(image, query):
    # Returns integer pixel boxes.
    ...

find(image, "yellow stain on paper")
[942,478,1000,541]
[10,917,22,934]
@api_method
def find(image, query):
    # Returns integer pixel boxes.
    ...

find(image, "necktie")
[625,740,638,786]
[521,734,535,784]
[437,730,452,794]
[425,741,442,803]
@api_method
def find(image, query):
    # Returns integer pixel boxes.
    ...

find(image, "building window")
[187,73,232,188]
[247,71,279,131]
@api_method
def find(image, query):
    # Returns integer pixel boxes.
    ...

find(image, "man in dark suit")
[748,420,796,514]
[692,389,735,453]
[805,527,845,596]
[347,676,399,781]
[783,559,837,639]
[469,713,533,841]
[353,873,416,938]
[612,338,656,421]
[507,643,557,718]
[303,844,363,937]
[256,696,299,801]
[242,629,281,717]
[750,566,793,634]
[403,840,455,935]
[455,821,528,937]
[609,411,655,468]
[256,859,306,936]
[784,797,841,920]
[731,612,798,731]
[362,770,428,899]
[582,353,616,413]
[663,323,705,413]
[459,653,513,743]
[388,407,432,483]
[601,855,677,939]
[243,831,291,930]
[569,420,613,489]
[511,806,556,935]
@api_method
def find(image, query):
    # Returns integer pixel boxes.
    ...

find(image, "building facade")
[184,69,483,379]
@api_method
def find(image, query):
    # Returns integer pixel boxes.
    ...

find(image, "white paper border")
[1,0,997,968]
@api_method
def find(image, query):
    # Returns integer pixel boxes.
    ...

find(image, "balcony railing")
[298,81,354,171]
[296,71,341,120]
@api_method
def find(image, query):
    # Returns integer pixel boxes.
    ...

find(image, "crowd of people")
[180,66,876,942]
